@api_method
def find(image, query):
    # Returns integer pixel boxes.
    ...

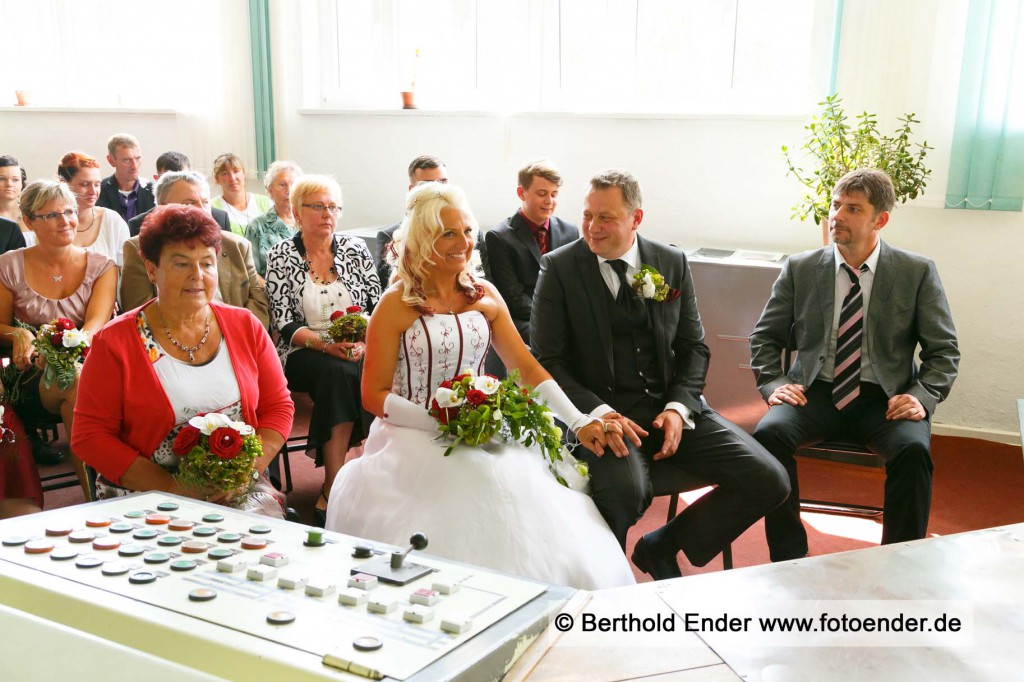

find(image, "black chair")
[650,463,734,570]
[784,328,884,518]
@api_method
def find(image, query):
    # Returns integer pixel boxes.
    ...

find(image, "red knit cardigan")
[73,302,294,484]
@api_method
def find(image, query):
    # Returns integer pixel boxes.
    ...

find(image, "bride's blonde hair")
[390,182,483,308]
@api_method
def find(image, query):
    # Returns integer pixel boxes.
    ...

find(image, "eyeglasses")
[302,203,342,215]
[29,208,78,222]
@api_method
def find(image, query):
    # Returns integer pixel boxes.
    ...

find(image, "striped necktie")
[833,262,869,410]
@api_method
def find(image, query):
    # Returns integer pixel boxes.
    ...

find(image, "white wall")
[0,0,1019,440]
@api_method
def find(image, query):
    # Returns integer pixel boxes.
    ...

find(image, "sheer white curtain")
[0,0,256,176]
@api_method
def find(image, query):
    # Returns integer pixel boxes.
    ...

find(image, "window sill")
[0,106,176,115]
[299,108,804,122]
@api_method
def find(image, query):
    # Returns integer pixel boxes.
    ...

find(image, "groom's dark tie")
[609,259,643,314]
[833,262,869,410]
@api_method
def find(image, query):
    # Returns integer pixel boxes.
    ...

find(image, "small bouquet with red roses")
[327,305,370,343]
[172,412,263,499]
[2,318,89,402]
[430,368,590,490]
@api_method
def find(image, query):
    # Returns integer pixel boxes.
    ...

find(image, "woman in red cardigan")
[73,205,293,517]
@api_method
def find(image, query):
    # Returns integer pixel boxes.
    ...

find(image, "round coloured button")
[170,559,197,572]
[145,514,172,525]
[68,530,95,543]
[202,513,224,523]
[207,548,234,560]
[352,636,383,652]
[129,571,158,585]
[241,538,267,550]
[156,502,179,512]
[118,544,146,557]
[2,536,29,547]
[50,547,79,561]
[132,529,158,540]
[24,540,54,554]
[217,533,241,544]
[109,523,134,534]
[248,525,272,535]
[192,526,217,537]
[75,556,103,569]
[123,510,146,519]
[266,611,295,625]
[93,537,121,551]
[102,561,131,576]
[45,524,73,537]
[144,552,171,565]
[158,535,183,547]
[189,588,217,602]
[86,517,112,528]
[181,541,208,554]
[168,521,194,532]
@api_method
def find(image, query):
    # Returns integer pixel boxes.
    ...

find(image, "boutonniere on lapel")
[632,265,681,303]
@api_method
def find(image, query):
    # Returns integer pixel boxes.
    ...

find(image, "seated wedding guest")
[0,406,43,518]
[376,154,448,286]
[73,205,294,517]
[0,180,118,498]
[96,133,155,223]
[210,153,272,236]
[58,152,131,268]
[265,175,381,525]
[325,182,635,590]
[152,151,190,181]
[485,159,578,344]
[0,155,33,245]
[245,160,303,277]
[120,171,269,328]
[129,155,232,236]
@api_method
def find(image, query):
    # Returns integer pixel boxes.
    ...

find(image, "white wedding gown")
[325,311,635,590]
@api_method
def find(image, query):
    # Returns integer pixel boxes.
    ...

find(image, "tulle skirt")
[326,419,635,590]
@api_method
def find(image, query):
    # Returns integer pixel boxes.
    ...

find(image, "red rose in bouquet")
[56,318,75,331]
[209,427,243,459]
[327,305,369,343]
[172,425,201,456]
[466,389,486,406]
[329,310,344,321]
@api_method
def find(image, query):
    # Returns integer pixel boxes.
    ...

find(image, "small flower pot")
[401,91,416,109]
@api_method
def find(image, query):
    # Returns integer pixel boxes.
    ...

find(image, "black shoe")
[631,535,683,580]
[30,437,65,466]
[284,507,301,523]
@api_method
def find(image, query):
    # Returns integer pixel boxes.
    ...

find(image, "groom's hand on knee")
[652,410,683,460]
[768,383,807,407]
[602,412,646,458]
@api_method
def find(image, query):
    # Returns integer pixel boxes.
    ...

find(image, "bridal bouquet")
[172,413,262,498]
[430,368,590,490]
[327,306,370,343]
[31,318,90,390]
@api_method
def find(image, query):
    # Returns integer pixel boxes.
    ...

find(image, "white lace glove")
[383,394,439,432]
[534,380,600,434]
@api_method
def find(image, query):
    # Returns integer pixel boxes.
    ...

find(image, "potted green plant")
[782,94,932,243]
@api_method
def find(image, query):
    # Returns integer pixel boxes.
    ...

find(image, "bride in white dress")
[326,183,635,590]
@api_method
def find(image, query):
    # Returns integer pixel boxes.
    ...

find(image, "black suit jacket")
[0,217,26,254]
[531,236,709,417]
[128,207,232,237]
[485,212,578,341]
[96,175,156,223]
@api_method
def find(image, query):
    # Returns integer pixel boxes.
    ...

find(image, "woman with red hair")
[57,152,130,268]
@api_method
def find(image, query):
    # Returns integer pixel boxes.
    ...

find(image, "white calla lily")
[188,412,234,436]
[473,375,501,395]
[434,387,465,408]
[62,328,89,349]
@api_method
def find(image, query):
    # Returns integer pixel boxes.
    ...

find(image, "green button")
[123,511,146,519]
[202,513,225,523]
[132,528,158,540]
[249,525,272,535]
[144,552,171,564]
[170,560,197,572]
[217,533,241,544]
[158,536,183,547]
[156,502,180,512]
[193,526,217,537]
[208,548,234,560]
[110,523,135,533]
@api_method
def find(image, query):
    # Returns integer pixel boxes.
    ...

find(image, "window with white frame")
[318,0,837,115]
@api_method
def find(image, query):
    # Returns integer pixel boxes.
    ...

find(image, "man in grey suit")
[120,171,269,329]
[533,169,789,579]
[749,168,959,561]
[485,160,578,343]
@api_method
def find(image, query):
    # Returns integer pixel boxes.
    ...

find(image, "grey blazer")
[749,241,959,416]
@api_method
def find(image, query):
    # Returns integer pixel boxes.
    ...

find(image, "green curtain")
[249,0,275,175]
[946,0,1024,211]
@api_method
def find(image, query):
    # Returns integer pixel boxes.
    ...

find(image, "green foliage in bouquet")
[171,413,262,499]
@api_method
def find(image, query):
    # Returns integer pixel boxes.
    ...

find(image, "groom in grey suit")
[533,169,789,579]
[750,169,959,561]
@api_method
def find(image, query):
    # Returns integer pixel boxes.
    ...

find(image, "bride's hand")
[576,420,619,457]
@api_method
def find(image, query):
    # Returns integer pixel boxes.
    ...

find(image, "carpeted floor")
[35,397,1024,584]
